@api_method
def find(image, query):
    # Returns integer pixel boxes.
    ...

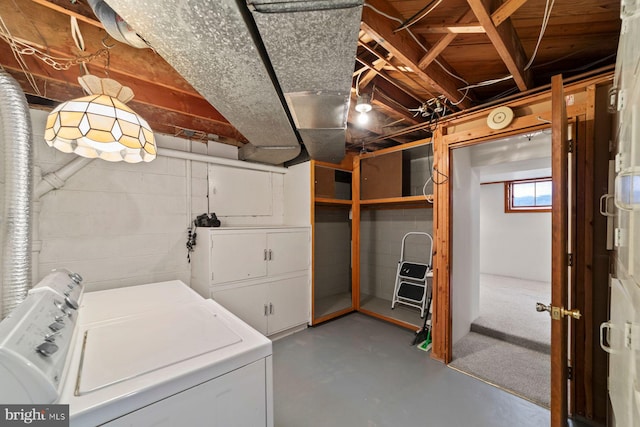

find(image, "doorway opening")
[448,131,552,407]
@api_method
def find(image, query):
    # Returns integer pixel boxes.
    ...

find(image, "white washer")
[0,272,273,427]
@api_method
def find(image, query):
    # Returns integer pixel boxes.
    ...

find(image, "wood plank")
[3,1,197,95]
[418,33,458,70]
[311,160,318,322]
[4,68,247,143]
[352,156,362,310]
[362,0,473,109]
[430,125,450,362]
[312,308,355,325]
[581,86,596,418]
[410,23,486,34]
[357,309,418,331]
[466,0,533,91]
[360,195,432,206]
[360,150,403,199]
[550,73,568,427]
[491,0,530,27]
[31,0,102,28]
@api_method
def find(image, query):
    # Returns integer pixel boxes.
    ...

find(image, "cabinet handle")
[269,303,274,315]
[264,249,267,261]
[268,249,272,261]
[264,304,268,316]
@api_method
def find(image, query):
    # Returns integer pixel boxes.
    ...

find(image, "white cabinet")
[208,165,273,217]
[191,227,311,336]
[211,276,309,336]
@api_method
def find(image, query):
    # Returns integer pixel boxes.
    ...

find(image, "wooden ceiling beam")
[361,0,472,109]
[417,33,457,70]
[410,24,485,34]
[491,0,530,27]
[467,0,533,91]
[6,68,246,143]
[355,53,425,105]
[31,0,102,28]
[416,9,477,70]
[359,58,387,89]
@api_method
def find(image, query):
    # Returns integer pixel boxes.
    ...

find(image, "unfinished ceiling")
[0,0,621,164]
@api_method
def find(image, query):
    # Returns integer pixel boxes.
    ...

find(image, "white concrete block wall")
[360,208,433,300]
[24,108,298,292]
[314,207,351,299]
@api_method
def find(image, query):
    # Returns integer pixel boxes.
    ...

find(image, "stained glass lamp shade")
[44,80,156,163]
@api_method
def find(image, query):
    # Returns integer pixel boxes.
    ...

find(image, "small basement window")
[505,178,552,212]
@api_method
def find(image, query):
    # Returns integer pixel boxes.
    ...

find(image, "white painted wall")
[479,183,551,282]
[451,148,480,345]
[283,162,311,226]
[20,108,309,293]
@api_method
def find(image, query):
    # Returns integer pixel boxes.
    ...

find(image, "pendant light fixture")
[44,74,156,163]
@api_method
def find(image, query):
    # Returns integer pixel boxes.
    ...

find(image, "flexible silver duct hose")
[0,69,33,319]
[87,0,149,49]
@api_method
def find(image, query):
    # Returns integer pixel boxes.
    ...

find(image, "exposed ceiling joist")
[491,0,530,27]
[31,0,102,28]
[361,0,472,109]
[417,9,476,70]
[467,0,533,91]
[417,33,457,70]
[410,24,486,34]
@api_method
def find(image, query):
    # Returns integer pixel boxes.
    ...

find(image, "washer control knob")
[48,321,65,332]
[36,342,59,357]
[64,296,79,310]
[54,300,71,316]
[44,331,60,342]
[69,272,83,284]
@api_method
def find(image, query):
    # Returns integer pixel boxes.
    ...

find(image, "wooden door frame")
[550,73,569,426]
[430,72,613,423]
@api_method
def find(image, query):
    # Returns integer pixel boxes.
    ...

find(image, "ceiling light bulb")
[357,111,369,125]
[355,94,372,113]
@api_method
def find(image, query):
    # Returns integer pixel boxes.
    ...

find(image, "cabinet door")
[208,165,273,216]
[267,231,310,276]
[211,233,267,284]
[211,283,268,335]
[267,276,309,335]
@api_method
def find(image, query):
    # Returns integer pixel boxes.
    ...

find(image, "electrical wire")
[524,0,556,70]
[394,0,443,32]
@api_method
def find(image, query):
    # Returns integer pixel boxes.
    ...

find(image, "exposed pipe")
[1,69,33,319]
[87,0,149,49]
[34,157,94,199]
[157,148,287,174]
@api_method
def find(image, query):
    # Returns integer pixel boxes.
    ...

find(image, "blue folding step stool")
[391,232,433,318]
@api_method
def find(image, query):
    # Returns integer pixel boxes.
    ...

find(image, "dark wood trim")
[431,126,451,362]
[550,73,569,427]
[312,308,355,326]
[310,160,317,323]
[352,156,362,311]
[357,309,418,331]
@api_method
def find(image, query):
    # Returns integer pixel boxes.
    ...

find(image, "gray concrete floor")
[273,313,556,427]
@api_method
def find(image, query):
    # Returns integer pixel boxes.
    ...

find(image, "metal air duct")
[0,70,33,319]
[104,0,363,165]
[248,0,363,163]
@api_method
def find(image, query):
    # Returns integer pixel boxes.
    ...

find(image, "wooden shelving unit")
[311,139,435,329]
